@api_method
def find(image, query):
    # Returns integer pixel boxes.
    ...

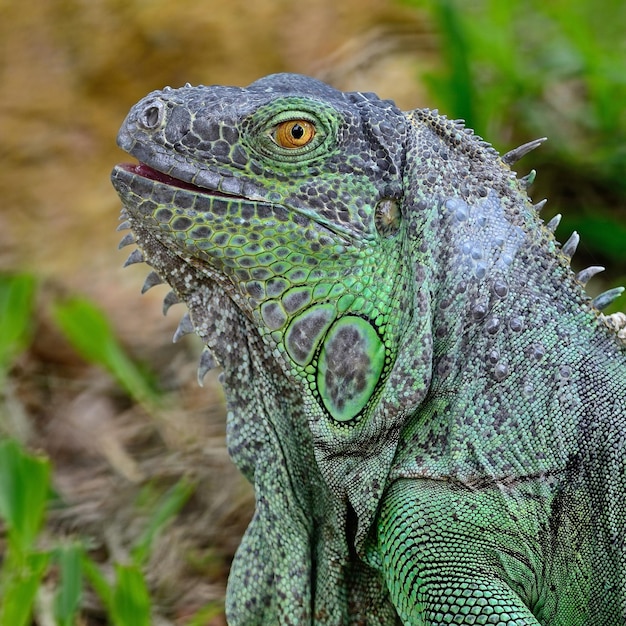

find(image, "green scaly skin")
[111,73,626,625]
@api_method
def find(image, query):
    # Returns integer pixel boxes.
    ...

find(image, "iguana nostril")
[140,103,163,129]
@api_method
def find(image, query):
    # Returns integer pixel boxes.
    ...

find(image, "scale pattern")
[111,73,626,625]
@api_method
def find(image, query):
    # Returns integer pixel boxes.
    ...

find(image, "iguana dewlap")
[112,73,626,625]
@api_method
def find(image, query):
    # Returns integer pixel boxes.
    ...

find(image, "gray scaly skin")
[111,73,626,625]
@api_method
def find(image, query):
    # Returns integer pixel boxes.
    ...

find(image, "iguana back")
[111,73,626,624]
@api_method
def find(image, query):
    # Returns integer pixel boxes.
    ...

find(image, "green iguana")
[111,73,626,625]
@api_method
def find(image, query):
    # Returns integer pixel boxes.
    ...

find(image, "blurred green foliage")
[0,439,51,626]
[52,296,161,407]
[0,275,37,384]
[0,276,205,622]
[406,0,626,177]
[0,436,199,624]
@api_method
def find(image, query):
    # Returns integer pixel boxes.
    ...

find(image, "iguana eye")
[273,120,316,148]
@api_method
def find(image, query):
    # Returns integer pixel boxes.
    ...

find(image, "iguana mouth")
[117,162,249,200]
[114,162,356,244]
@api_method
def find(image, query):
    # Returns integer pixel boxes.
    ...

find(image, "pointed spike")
[502,137,547,166]
[173,312,194,343]
[561,231,579,259]
[141,271,164,294]
[520,170,537,189]
[592,287,625,311]
[575,265,605,285]
[118,233,136,249]
[162,291,180,315]
[546,214,562,233]
[116,220,131,231]
[184,82,192,88]
[533,199,548,213]
[123,248,144,267]
[197,347,217,386]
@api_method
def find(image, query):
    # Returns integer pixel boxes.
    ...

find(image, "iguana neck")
[393,113,606,483]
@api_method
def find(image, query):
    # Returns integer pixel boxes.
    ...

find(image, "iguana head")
[112,74,433,519]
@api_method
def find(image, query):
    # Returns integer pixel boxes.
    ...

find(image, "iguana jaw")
[111,162,355,326]
[113,161,356,245]
[115,162,258,201]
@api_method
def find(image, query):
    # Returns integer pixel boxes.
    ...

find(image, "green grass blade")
[53,543,83,626]
[51,297,160,406]
[81,554,113,612]
[0,274,36,377]
[0,439,50,552]
[111,564,152,626]
[131,478,195,566]
[0,551,50,626]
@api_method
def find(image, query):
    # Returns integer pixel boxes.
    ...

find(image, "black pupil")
[291,123,305,139]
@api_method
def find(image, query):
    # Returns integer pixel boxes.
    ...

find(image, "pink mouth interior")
[121,162,206,192]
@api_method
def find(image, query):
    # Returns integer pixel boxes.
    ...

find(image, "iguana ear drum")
[375,198,401,237]
[317,316,385,422]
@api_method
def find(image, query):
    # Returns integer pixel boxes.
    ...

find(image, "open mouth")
[117,162,246,200]
[114,162,356,244]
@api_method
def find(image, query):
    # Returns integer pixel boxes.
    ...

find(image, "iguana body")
[111,74,626,625]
